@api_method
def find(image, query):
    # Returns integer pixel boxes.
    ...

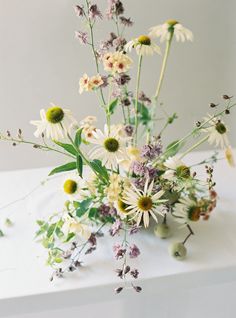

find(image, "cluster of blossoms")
[79,73,104,94]
[1,0,235,294]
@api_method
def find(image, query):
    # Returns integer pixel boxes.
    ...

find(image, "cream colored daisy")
[119,146,142,172]
[62,214,91,239]
[30,105,77,140]
[163,156,190,180]
[105,173,122,203]
[122,179,165,228]
[203,115,229,149]
[79,73,93,94]
[149,20,193,43]
[89,74,104,89]
[125,35,161,56]
[80,116,97,141]
[89,124,128,169]
[103,52,133,73]
[173,197,201,224]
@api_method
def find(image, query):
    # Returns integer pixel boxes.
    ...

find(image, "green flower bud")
[154,223,171,239]
[169,242,187,260]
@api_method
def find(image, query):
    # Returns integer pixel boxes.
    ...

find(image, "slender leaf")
[53,140,77,156]
[76,198,92,217]
[49,162,77,176]
[90,159,109,182]
[164,140,185,158]
[107,99,118,114]
[76,155,83,177]
[74,128,83,148]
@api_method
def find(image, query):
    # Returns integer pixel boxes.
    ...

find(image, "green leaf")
[49,162,77,176]
[164,140,185,158]
[74,128,83,148]
[64,232,76,242]
[90,159,109,183]
[88,207,99,219]
[76,155,83,178]
[132,100,151,125]
[53,140,77,156]
[107,99,118,114]
[0,230,4,237]
[76,198,92,217]
[5,218,13,227]
[47,223,56,238]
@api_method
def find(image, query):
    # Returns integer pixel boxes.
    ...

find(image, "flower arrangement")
[0,0,235,293]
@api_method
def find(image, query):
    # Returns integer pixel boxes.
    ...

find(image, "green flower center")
[137,196,153,211]
[138,35,151,46]
[63,179,77,194]
[215,122,227,134]
[176,165,191,179]
[166,19,178,26]
[104,137,119,152]
[188,206,201,221]
[118,199,129,213]
[46,107,64,124]
[166,19,179,33]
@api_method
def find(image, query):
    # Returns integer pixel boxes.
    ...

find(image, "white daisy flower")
[173,197,201,224]
[125,35,161,56]
[203,115,229,149]
[149,20,193,43]
[62,214,91,240]
[63,174,88,200]
[30,105,77,140]
[163,156,190,180]
[122,179,166,228]
[89,124,129,169]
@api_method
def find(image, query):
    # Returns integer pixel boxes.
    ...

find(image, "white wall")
[0,0,235,171]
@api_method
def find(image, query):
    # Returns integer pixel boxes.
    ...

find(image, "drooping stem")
[182,224,194,245]
[0,135,75,159]
[134,53,143,146]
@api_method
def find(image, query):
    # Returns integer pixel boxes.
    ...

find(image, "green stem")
[0,136,75,159]
[134,53,143,146]
[148,34,173,140]
[85,0,106,107]
[157,102,236,163]
[179,135,209,159]
[154,34,173,100]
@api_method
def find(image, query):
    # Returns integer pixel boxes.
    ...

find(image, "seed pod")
[154,223,171,239]
[169,242,187,260]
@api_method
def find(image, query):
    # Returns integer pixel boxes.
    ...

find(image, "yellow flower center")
[188,206,201,221]
[63,179,77,194]
[137,196,153,211]
[118,199,129,213]
[215,122,227,134]
[176,165,191,179]
[138,35,151,46]
[104,137,119,152]
[46,107,64,124]
[165,19,179,26]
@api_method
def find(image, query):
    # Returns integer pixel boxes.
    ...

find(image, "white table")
[0,151,236,318]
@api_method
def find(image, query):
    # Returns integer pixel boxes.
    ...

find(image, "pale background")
[0,0,235,171]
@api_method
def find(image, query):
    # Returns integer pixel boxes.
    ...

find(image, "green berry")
[154,223,170,239]
[169,242,187,260]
